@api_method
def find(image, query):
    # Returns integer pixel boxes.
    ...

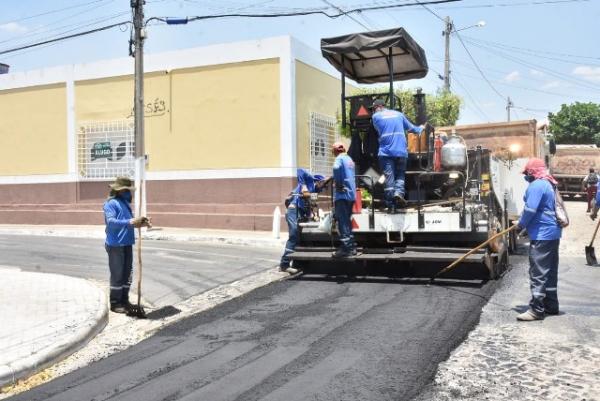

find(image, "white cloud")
[541,81,561,90]
[0,22,28,34]
[530,69,545,77]
[504,71,520,83]
[573,66,600,83]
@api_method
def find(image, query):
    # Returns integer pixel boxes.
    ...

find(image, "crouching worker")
[103,177,151,313]
[516,158,562,321]
[332,142,357,258]
[279,169,330,274]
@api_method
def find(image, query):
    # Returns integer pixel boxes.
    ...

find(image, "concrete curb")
[0,275,108,388]
[0,225,287,249]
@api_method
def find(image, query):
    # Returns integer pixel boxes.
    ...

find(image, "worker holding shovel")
[515,158,562,321]
[103,177,151,314]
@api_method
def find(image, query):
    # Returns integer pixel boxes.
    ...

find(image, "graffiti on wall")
[127,97,168,118]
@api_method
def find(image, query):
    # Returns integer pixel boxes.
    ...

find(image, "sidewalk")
[0,268,107,388]
[0,224,288,248]
[0,225,288,393]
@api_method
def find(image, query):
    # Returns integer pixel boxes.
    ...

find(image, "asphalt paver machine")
[289,28,510,280]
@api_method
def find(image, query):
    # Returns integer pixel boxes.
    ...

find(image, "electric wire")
[321,0,371,31]
[0,0,112,25]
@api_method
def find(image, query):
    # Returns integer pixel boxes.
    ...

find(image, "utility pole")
[443,16,453,92]
[506,97,514,122]
[132,0,146,217]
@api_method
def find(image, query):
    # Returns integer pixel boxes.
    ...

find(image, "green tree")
[548,102,600,145]
[338,86,462,137]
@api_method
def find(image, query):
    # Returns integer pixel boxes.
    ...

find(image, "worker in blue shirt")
[590,185,600,220]
[103,177,150,313]
[371,99,423,211]
[279,169,329,274]
[516,158,562,321]
[332,142,357,258]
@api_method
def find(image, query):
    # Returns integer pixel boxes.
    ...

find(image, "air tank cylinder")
[441,135,467,169]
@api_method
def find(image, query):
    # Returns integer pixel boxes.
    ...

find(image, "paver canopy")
[320,27,428,84]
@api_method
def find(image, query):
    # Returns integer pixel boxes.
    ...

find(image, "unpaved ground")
[412,200,600,401]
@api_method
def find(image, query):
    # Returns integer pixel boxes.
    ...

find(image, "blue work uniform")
[518,178,562,317]
[103,195,135,306]
[333,153,356,253]
[280,169,324,268]
[372,109,422,205]
[595,186,600,208]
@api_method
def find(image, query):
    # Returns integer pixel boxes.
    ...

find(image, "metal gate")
[77,120,135,180]
[309,112,339,176]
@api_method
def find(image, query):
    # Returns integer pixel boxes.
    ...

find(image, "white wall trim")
[279,37,296,171]
[0,174,78,185]
[65,68,77,175]
[0,168,296,185]
[0,36,293,91]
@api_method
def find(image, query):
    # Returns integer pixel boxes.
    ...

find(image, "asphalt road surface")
[9,262,505,401]
[0,234,281,307]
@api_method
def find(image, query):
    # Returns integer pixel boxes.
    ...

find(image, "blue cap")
[314,174,325,181]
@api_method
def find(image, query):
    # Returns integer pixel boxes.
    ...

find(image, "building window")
[309,112,339,176]
[78,120,135,180]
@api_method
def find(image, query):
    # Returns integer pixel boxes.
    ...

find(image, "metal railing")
[77,120,135,180]
[309,112,339,177]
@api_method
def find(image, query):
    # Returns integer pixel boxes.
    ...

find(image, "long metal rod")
[388,47,395,109]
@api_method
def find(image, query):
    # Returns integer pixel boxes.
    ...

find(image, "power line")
[153,0,462,23]
[462,38,600,92]
[461,35,600,65]
[321,0,371,30]
[453,30,506,100]
[434,0,589,9]
[0,21,130,56]
[0,0,112,25]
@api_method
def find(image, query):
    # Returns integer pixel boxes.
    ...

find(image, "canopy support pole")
[388,47,395,109]
[341,54,346,130]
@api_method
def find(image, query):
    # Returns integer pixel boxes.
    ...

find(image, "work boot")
[110,304,127,314]
[279,266,299,274]
[394,194,407,208]
[332,248,352,258]
[516,309,544,321]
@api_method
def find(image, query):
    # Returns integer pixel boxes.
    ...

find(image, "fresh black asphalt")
[8,258,505,401]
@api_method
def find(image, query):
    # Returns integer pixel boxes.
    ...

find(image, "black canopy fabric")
[320,28,428,84]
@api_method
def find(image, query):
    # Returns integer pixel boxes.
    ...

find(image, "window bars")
[309,112,339,176]
[77,120,135,180]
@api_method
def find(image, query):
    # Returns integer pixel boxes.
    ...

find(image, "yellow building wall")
[0,84,67,175]
[75,58,280,171]
[295,61,353,168]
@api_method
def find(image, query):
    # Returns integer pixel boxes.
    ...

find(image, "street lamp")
[443,18,486,92]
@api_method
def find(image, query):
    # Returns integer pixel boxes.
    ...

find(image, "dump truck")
[288,28,522,280]
[550,144,600,198]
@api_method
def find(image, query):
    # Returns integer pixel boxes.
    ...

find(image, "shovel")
[430,225,518,283]
[585,218,600,266]
[127,182,147,319]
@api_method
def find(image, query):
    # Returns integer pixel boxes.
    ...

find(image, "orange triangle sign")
[351,218,360,229]
[356,105,370,117]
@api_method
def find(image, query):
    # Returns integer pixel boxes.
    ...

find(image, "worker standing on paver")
[331,142,357,258]
[279,169,329,274]
[583,168,599,213]
[371,99,423,211]
[516,158,562,321]
[103,177,150,313]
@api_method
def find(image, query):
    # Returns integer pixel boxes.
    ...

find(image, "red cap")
[522,157,545,174]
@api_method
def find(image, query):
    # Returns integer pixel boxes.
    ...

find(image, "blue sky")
[1,0,599,124]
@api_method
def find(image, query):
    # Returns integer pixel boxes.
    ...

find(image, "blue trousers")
[106,245,133,306]
[335,200,355,252]
[379,156,407,207]
[280,206,298,268]
[528,239,560,315]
